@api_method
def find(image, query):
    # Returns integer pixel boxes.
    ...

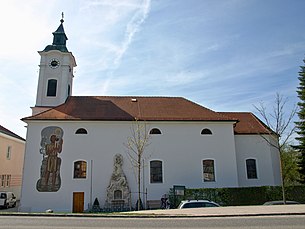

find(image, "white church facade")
[20,19,281,213]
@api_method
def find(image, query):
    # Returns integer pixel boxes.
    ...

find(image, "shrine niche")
[36,126,63,192]
[105,154,130,209]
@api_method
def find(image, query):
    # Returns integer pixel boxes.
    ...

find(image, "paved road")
[1,204,305,217]
[0,215,304,228]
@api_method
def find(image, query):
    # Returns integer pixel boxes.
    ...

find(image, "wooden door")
[73,192,84,213]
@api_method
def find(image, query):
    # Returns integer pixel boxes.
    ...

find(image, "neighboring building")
[19,19,281,213]
[0,125,25,199]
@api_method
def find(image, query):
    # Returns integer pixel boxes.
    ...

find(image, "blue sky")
[0,0,304,138]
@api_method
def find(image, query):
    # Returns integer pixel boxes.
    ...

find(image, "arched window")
[74,161,87,179]
[202,159,215,182]
[75,128,88,134]
[246,159,258,179]
[47,79,57,97]
[150,160,163,183]
[201,128,212,135]
[149,128,162,135]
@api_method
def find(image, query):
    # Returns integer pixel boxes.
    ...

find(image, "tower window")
[47,79,57,97]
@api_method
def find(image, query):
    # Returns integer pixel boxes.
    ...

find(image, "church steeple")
[43,13,69,52]
[33,14,76,115]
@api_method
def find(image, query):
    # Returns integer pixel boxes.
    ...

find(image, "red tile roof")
[0,125,25,141]
[219,112,274,135]
[23,96,237,122]
[22,97,273,135]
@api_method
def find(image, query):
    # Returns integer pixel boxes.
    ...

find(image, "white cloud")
[62,0,151,97]
[112,0,151,67]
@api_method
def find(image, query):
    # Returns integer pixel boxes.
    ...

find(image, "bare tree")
[124,119,151,210]
[254,93,297,203]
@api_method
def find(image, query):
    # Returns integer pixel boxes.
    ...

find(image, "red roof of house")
[0,125,25,141]
[219,112,273,135]
[23,96,236,122]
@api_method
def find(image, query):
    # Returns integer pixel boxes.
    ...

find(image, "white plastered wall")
[20,120,239,212]
[234,134,281,187]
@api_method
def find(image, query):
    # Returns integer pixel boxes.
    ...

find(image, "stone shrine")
[105,154,130,209]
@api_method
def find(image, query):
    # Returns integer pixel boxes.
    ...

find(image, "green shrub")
[168,185,305,207]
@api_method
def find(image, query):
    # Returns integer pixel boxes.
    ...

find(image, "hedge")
[169,185,305,208]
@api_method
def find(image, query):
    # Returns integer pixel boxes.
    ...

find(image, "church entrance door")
[72,192,84,213]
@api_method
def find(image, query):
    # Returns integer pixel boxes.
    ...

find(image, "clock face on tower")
[49,58,60,69]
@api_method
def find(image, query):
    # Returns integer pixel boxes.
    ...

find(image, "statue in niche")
[105,154,130,208]
[36,126,63,192]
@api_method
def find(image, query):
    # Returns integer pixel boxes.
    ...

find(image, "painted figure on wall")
[36,126,64,192]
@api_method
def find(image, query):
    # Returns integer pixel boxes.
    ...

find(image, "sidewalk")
[124,205,305,217]
[1,205,305,218]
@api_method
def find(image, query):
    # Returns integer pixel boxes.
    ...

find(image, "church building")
[20,18,281,213]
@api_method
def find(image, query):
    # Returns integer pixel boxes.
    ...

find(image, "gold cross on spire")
[60,12,64,23]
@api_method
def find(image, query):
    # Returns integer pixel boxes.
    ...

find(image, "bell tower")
[33,14,76,115]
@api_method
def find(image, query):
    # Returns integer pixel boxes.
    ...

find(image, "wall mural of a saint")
[36,126,64,192]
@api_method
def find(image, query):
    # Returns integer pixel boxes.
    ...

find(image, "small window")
[114,190,122,200]
[201,128,212,135]
[1,175,5,187]
[47,79,57,97]
[75,128,88,134]
[6,146,11,160]
[6,175,11,187]
[246,159,258,179]
[150,160,163,183]
[203,159,215,182]
[149,128,162,135]
[74,161,87,179]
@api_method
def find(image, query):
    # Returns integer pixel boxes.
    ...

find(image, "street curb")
[1,212,305,218]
